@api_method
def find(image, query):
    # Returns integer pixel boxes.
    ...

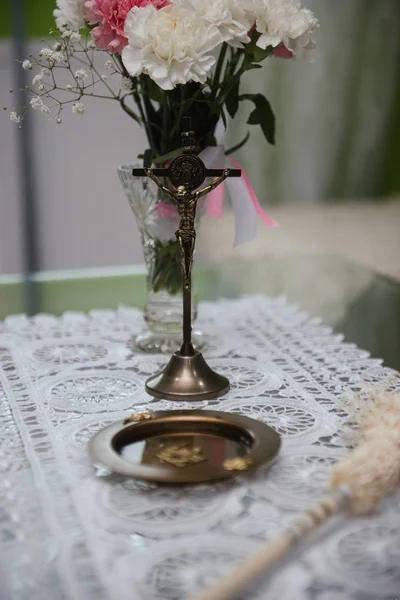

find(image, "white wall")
[0,42,24,274]
[1,0,399,275]
[0,41,147,275]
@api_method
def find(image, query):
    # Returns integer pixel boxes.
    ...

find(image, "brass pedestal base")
[145,351,229,401]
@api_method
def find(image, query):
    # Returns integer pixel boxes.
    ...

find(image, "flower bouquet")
[8,0,318,350]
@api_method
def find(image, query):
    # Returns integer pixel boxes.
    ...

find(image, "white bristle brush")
[188,390,400,600]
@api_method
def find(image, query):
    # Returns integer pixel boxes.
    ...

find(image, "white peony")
[180,0,252,49]
[54,0,86,31]
[244,0,318,61]
[122,4,223,90]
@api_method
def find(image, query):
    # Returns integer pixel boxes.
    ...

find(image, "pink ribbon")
[206,180,225,218]
[207,156,278,229]
[153,152,277,246]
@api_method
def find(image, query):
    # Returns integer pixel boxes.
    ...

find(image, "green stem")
[115,55,154,147]
[120,94,141,125]
[170,86,187,140]
[212,43,228,99]
[140,74,158,151]
[227,47,242,78]
[225,131,250,155]
[217,60,246,106]
[132,82,149,127]
[161,92,170,155]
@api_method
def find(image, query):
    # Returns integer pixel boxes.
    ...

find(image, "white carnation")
[181,0,252,48]
[246,0,318,61]
[54,0,86,31]
[72,101,85,115]
[122,4,223,91]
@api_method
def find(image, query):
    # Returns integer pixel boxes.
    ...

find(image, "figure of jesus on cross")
[145,167,231,292]
[132,117,241,400]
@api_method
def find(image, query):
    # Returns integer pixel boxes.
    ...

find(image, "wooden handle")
[187,493,346,600]
[188,535,292,600]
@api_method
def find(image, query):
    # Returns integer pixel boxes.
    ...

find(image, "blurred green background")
[0,1,55,38]
[1,0,400,197]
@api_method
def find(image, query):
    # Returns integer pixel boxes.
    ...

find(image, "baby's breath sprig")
[6,28,139,128]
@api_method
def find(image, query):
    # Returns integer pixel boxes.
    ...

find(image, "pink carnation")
[85,0,168,54]
[271,45,293,59]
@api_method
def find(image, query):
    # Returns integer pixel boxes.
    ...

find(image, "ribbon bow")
[201,146,278,246]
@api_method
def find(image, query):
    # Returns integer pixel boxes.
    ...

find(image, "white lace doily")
[1,296,399,600]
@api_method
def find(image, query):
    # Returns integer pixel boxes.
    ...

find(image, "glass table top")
[200,254,400,371]
[0,253,399,370]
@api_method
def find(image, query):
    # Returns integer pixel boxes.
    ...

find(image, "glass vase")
[118,164,205,353]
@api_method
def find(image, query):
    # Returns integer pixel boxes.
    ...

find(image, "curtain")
[227,0,400,205]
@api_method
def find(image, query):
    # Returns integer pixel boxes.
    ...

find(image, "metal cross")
[132,117,241,358]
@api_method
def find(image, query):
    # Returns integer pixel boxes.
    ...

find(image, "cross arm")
[132,168,169,177]
[132,167,241,178]
[204,168,241,177]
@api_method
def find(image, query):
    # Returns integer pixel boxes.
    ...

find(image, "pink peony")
[85,0,168,54]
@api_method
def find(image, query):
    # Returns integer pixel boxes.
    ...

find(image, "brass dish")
[88,410,281,484]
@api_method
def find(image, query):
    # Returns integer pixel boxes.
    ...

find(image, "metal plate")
[88,410,281,483]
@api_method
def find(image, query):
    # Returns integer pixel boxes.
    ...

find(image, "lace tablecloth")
[1,296,399,600]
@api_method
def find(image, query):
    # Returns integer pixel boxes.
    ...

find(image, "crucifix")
[132,116,241,401]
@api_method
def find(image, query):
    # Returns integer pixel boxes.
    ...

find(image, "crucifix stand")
[133,117,241,401]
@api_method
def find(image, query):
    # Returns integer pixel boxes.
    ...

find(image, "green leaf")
[146,78,164,103]
[225,80,240,119]
[244,33,273,65]
[143,148,155,168]
[240,93,276,145]
[244,63,262,70]
[149,239,183,295]
[220,106,228,129]
[153,147,182,166]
